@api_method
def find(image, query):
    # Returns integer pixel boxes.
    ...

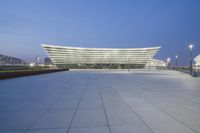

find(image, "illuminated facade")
[145,59,166,68]
[194,55,200,66]
[42,44,160,69]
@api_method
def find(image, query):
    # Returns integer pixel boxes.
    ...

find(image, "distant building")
[44,57,52,65]
[0,54,26,65]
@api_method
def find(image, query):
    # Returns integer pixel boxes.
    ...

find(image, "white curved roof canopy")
[42,44,161,65]
[194,55,200,65]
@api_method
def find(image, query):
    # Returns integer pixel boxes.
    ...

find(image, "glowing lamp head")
[189,44,194,50]
[167,57,171,63]
[29,63,35,67]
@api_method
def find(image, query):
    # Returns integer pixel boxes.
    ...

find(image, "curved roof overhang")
[42,44,161,65]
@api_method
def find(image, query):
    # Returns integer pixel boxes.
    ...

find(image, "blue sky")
[0,0,199,65]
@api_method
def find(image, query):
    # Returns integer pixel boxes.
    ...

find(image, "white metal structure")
[42,44,160,65]
[145,59,166,67]
[194,55,200,66]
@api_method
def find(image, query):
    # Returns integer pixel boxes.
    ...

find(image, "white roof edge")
[194,55,200,63]
[41,44,161,50]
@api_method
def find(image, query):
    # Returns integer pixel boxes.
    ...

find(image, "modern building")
[44,57,52,65]
[34,55,40,64]
[194,55,200,66]
[145,59,166,69]
[42,44,161,69]
[0,54,26,65]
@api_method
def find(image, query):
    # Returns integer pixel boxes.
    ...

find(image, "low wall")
[0,69,68,80]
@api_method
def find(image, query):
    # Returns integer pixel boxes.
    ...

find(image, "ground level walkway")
[0,70,200,133]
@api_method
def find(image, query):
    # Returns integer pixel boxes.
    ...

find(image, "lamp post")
[127,56,129,72]
[148,56,151,71]
[189,44,193,75]
[175,55,178,70]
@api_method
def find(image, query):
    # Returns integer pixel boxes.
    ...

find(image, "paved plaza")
[0,70,200,133]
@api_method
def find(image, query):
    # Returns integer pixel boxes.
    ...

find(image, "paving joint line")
[110,76,155,133]
[24,77,79,133]
[66,76,89,133]
[137,87,198,133]
[142,96,198,133]
[0,75,77,123]
[96,75,112,133]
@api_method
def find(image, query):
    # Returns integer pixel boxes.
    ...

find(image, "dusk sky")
[0,0,199,65]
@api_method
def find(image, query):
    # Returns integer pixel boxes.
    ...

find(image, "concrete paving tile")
[152,122,196,133]
[24,101,55,111]
[84,89,99,94]
[31,110,75,129]
[79,99,103,109]
[0,111,45,130]
[38,95,61,101]
[26,128,67,133]
[106,107,148,127]
[82,94,101,100]
[0,111,15,121]
[51,99,79,110]
[60,94,82,100]
[0,131,24,133]
[165,97,200,114]
[102,94,129,109]
[0,101,30,111]
[68,127,110,133]
[146,97,200,132]
[100,88,116,94]
[120,96,195,133]
[67,89,83,94]
[0,70,200,133]
[110,125,152,133]
[71,109,107,127]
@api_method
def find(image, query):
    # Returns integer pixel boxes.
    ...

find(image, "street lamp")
[148,56,151,71]
[175,55,178,69]
[167,57,171,68]
[29,62,35,67]
[127,56,129,72]
[188,44,194,75]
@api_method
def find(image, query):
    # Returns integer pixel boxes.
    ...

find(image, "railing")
[170,66,200,77]
[192,66,200,77]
